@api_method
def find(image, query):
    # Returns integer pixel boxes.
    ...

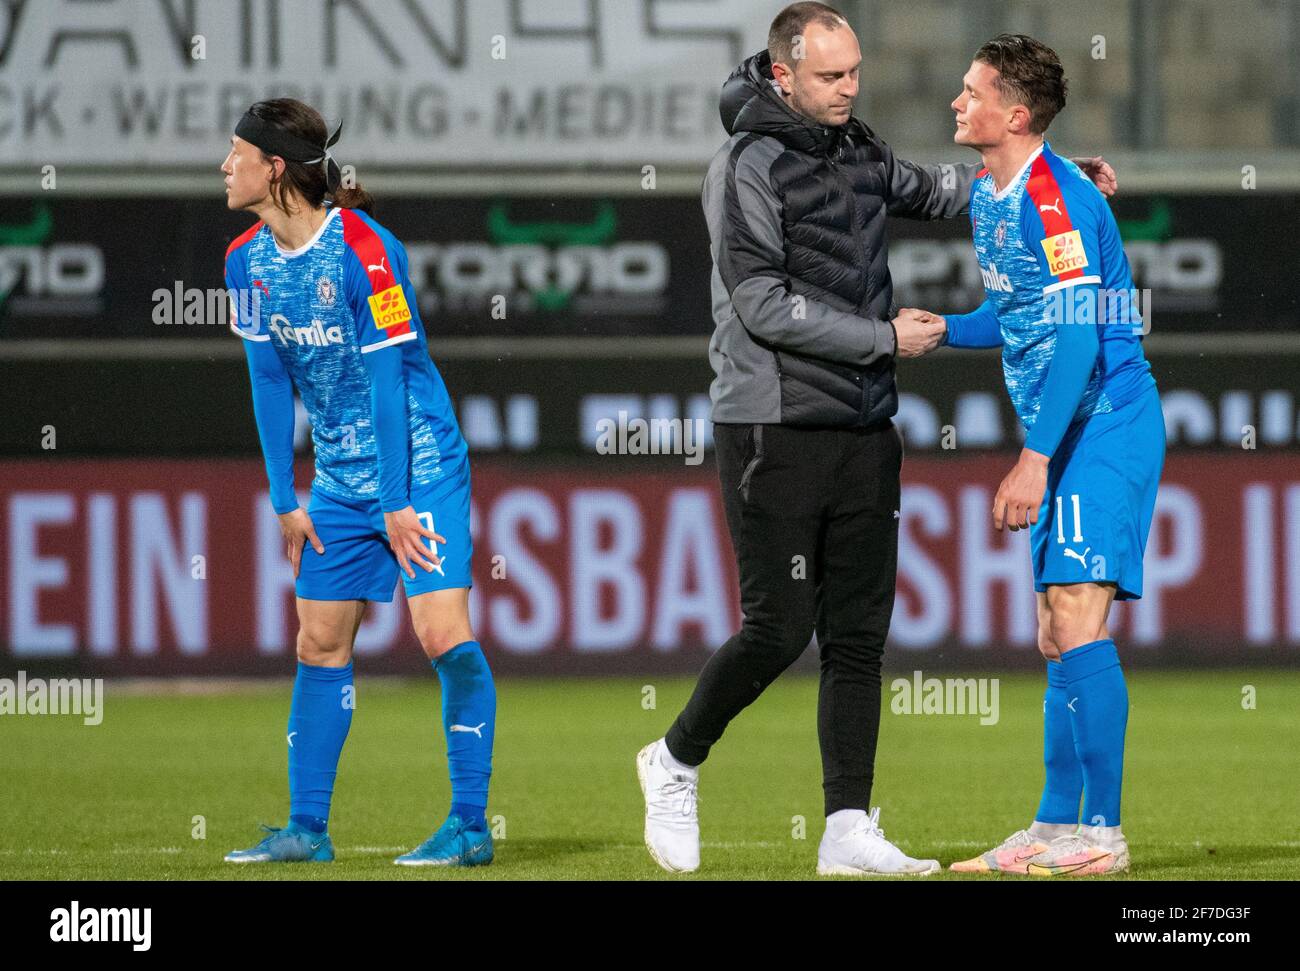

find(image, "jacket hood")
[719,50,851,156]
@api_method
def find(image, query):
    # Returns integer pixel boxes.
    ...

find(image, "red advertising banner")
[0,455,1296,674]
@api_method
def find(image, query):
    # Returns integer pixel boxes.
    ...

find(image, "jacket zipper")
[826,150,870,415]
[826,150,870,310]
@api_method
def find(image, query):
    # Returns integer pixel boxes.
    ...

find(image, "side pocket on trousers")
[891,422,904,516]
[738,424,764,502]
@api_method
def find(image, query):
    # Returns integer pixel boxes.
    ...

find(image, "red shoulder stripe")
[341,209,396,296]
[340,209,412,340]
[1025,155,1074,234]
[976,167,989,178]
[225,220,264,260]
[1025,155,1083,282]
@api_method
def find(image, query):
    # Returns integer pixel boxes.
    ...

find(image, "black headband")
[235,111,344,192]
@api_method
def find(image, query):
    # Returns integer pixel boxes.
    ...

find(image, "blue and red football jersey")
[225,206,467,513]
[951,142,1156,456]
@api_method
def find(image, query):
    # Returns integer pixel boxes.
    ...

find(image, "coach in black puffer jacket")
[703,49,975,428]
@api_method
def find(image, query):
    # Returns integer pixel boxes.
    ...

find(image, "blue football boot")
[224,821,334,863]
[394,814,494,867]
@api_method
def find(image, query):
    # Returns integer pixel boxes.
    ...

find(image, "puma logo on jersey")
[268,314,344,348]
[450,722,486,738]
[980,262,1013,293]
[1039,198,1063,216]
[367,257,388,277]
[1063,546,1091,569]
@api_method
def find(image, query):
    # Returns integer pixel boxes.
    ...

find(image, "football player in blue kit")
[220,99,495,867]
[899,36,1163,875]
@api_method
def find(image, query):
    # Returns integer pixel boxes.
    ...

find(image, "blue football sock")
[287,660,354,830]
[434,642,495,831]
[450,802,486,831]
[1035,659,1083,825]
[1060,639,1128,829]
[290,815,328,834]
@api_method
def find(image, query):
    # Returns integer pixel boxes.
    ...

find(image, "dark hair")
[768,1,848,69]
[246,98,374,215]
[973,33,1068,134]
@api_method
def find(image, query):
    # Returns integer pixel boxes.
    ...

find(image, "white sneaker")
[636,739,700,873]
[817,807,940,876]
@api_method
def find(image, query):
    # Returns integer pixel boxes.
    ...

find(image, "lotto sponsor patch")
[367,284,412,330]
[1040,230,1089,276]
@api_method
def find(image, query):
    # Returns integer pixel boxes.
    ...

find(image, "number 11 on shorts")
[417,511,446,576]
[1056,494,1083,544]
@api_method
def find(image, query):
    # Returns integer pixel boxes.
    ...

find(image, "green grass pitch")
[2,670,1298,880]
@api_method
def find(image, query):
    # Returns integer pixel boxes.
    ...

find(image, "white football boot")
[1026,826,1131,876]
[949,824,1075,874]
[817,807,940,876]
[636,739,700,873]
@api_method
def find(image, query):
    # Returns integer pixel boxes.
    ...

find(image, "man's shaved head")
[768,1,849,70]
[767,2,859,127]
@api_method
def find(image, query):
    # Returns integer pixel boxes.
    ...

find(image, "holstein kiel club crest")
[316,275,337,307]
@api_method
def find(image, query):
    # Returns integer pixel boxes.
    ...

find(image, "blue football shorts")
[1029,386,1165,601]
[295,465,473,602]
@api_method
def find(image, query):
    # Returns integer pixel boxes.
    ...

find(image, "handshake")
[892,308,946,359]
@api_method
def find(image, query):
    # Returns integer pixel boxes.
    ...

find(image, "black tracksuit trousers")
[665,420,903,816]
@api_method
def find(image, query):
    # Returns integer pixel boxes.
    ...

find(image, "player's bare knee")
[415,623,474,659]
[296,626,350,665]
[420,633,464,658]
[1035,597,1059,659]
[1048,611,1104,653]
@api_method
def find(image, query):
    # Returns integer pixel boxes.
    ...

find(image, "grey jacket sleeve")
[880,136,978,219]
[710,141,895,367]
